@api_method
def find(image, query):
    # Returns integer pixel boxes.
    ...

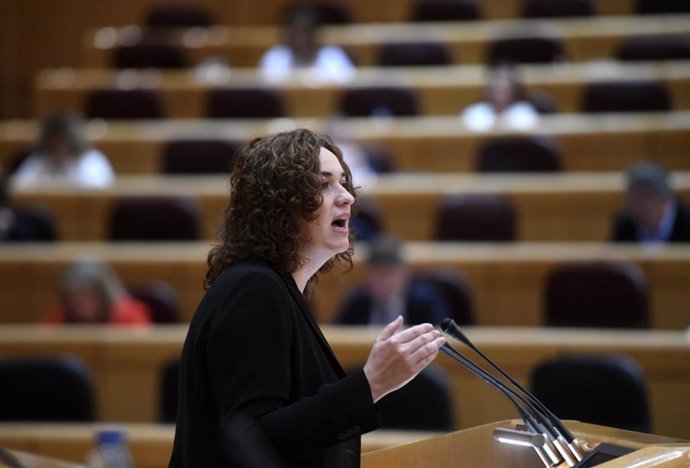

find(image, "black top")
[169,261,380,468]
[611,201,690,243]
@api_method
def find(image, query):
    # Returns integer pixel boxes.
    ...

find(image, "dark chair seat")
[377,42,452,67]
[86,89,164,120]
[545,262,649,328]
[636,0,690,14]
[114,43,187,69]
[9,205,57,241]
[207,88,285,119]
[283,2,352,24]
[581,80,673,113]
[160,358,180,423]
[339,87,420,117]
[108,196,201,241]
[617,35,690,62]
[0,355,96,422]
[531,354,651,433]
[477,136,562,173]
[374,365,456,431]
[161,139,241,174]
[146,5,212,28]
[488,36,567,64]
[411,0,480,21]
[521,0,593,17]
[435,194,517,242]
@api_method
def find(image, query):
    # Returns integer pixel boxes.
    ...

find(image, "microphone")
[439,344,563,465]
[440,318,584,464]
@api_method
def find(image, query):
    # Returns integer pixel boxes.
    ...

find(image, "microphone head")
[440,318,454,332]
[441,318,473,347]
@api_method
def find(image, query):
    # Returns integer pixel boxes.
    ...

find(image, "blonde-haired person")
[46,259,150,325]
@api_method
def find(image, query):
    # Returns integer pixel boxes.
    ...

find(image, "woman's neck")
[291,249,329,293]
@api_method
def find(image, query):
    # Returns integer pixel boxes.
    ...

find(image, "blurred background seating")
[0,0,688,461]
[530,353,651,432]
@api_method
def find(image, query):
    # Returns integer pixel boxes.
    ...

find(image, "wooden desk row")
[2,113,689,175]
[0,326,687,440]
[1,242,689,329]
[8,173,690,242]
[0,423,434,468]
[34,61,690,118]
[76,0,639,27]
[82,15,690,68]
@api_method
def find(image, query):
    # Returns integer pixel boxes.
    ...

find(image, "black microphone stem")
[441,320,583,463]
[443,320,577,443]
[440,344,550,437]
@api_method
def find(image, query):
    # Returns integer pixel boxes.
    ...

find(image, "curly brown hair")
[205,128,357,291]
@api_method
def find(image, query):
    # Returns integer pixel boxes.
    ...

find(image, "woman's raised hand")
[363,316,446,403]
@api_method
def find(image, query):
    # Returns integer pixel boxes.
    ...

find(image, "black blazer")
[611,201,690,243]
[169,261,380,468]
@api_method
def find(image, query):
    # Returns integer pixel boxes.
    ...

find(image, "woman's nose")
[337,185,355,205]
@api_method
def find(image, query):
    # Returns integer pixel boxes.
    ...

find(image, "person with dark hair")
[259,7,355,82]
[461,62,538,131]
[45,259,151,325]
[13,111,114,188]
[335,234,449,326]
[169,129,445,468]
[611,161,690,243]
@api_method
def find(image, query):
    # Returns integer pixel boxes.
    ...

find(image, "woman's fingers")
[388,322,434,345]
[410,336,446,365]
[364,321,446,403]
[376,315,404,342]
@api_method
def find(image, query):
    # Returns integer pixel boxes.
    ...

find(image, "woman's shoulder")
[201,261,296,331]
[213,261,286,290]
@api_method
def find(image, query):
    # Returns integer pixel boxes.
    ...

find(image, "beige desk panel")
[82,15,689,67]
[0,326,686,440]
[0,242,689,330]
[0,423,435,468]
[8,172,690,243]
[70,0,639,26]
[34,61,690,118]
[3,114,688,175]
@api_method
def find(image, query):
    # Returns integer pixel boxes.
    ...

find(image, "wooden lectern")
[362,420,690,468]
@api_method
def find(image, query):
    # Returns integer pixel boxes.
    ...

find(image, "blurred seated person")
[259,6,355,82]
[612,161,690,243]
[46,259,151,325]
[13,112,115,189]
[0,171,53,242]
[461,62,538,131]
[335,234,449,325]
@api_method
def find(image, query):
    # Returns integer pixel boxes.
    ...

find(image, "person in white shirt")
[13,112,115,189]
[461,62,538,131]
[259,7,355,83]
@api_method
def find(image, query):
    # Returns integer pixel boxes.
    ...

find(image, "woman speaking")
[169,129,445,468]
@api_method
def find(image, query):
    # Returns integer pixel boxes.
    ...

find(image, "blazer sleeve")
[206,269,379,465]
